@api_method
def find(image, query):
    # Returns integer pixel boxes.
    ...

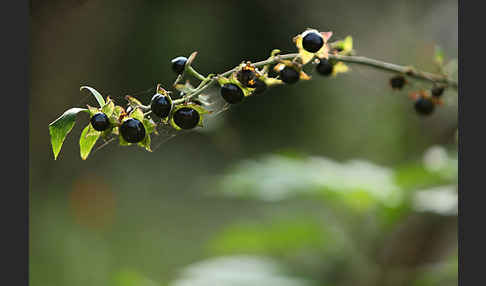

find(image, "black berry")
[268,65,279,78]
[390,75,406,90]
[431,86,445,97]
[302,31,324,53]
[171,56,187,74]
[252,79,267,95]
[280,66,300,84]
[90,112,110,131]
[120,118,146,143]
[316,59,334,76]
[221,83,245,104]
[150,94,172,118]
[414,98,435,116]
[236,68,256,87]
[173,107,200,130]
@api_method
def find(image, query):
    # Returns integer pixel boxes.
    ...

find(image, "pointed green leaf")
[129,107,144,122]
[49,108,88,160]
[101,98,115,117]
[113,105,125,117]
[86,105,99,117]
[125,95,144,108]
[143,118,157,134]
[79,125,101,160]
[110,105,125,125]
[342,36,353,53]
[80,86,105,107]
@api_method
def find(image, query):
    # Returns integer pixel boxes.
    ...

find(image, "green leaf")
[80,86,105,107]
[143,118,157,134]
[101,98,115,117]
[125,95,143,108]
[49,108,88,160]
[341,36,353,53]
[86,105,99,117]
[109,105,125,125]
[79,125,101,160]
[129,107,144,122]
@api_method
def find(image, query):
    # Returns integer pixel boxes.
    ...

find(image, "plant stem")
[171,52,458,106]
[186,65,207,81]
[330,54,458,89]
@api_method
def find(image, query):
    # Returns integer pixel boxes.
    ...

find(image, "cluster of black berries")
[302,30,340,77]
[220,64,268,104]
[90,112,147,143]
[388,74,446,116]
[414,85,445,116]
[151,91,200,130]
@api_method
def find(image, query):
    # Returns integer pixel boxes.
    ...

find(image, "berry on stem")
[252,79,267,95]
[173,107,200,130]
[236,68,256,88]
[390,75,406,90]
[150,94,172,118]
[414,97,435,116]
[280,66,300,84]
[316,59,334,76]
[431,86,445,97]
[302,30,324,53]
[90,112,110,131]
[171,56,187,74]
[221,83,245,104]
[120,118,146,143]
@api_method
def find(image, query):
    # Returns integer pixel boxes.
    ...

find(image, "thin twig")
[171,52,457,107]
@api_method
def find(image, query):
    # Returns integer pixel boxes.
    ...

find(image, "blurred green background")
[30,0,458,285]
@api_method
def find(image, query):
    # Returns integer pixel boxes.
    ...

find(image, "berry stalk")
[171,52,457,106]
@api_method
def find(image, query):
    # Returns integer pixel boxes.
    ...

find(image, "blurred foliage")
[30,0,457,286]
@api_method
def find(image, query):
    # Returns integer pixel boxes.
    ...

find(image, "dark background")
[30,1,458,285]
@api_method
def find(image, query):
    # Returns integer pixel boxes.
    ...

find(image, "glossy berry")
[90,112,110,131]
[268,65,280,78]
[414,98,435,116]
[390,75,406,90]
[120,118,146,143]
[173,107,200,130]
[171,56,187,74]
[280,66,300,84]
[236,68,256,87]
[221,83,245,104]
[252,79,267,95]
[302,31,324,53]
[150,94,172,118]
[431,86,445,97]
[316,59,334,76]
